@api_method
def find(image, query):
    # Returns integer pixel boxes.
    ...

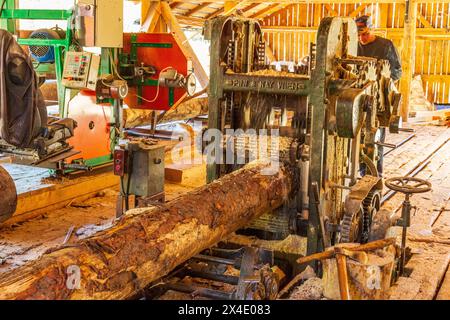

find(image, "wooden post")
[400,0,418,122]
[224,1,239,16]
[140,1,161,33]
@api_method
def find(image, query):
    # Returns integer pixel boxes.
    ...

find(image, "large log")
[0,165,17,223]
[0,161,295,300]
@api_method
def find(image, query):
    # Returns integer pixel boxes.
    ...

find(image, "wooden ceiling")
[147,1,450,28]
[168,1,293,27]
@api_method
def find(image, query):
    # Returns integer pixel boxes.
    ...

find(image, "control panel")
[113,148,129,177]
[62,51,100,90]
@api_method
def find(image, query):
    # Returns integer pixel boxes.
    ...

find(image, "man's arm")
[386,41,402,81]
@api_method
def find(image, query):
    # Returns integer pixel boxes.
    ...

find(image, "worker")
[355,15,402,177]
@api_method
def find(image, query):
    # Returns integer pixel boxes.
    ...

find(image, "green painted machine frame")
[205,16,400,262]
[0,1,73,112]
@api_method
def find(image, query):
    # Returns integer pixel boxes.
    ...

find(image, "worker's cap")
[355,15,373,34]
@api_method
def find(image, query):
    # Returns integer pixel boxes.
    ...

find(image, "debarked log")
[0,161,296,300]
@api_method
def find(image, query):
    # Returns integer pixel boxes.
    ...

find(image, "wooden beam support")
[169,1,181,9]
[325,4,338,17]
[265,44,277,63]
[160,2,209,89]
[400,0,418,122]
[349,4,368,18]
[417,13,433,28]
[250,4,282,19]
[379,3,390,28]
[205,8,224,20]
[160,1,450,4]
[185,2,210,17]
[140,1,162,32]
[242,3,262,13]
[260,26,450,40]
[223,1,240,16]
[175,14,205,27]
[313,4,322,26]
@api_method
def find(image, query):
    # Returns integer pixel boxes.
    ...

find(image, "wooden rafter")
[185,2,210,16]
[325,4,338,17]
[418,14,433,28]
[241,3,262,13]
[140,1,162,32]
[249,4,282,19]
[175,14,205,27]
[169,2,182,9]
[205,8,224,20]
[348,4,368,18]
[223,1,241,16]
[160,2,209,88]
[162,1,450,3]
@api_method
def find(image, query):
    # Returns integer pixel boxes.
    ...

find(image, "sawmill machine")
[0,0,195,172]
[0,0,196,222]
[204,16,402,256]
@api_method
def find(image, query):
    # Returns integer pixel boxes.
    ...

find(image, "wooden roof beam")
[205,8,224,20]
[170,2,181,9]
[348,4,368,18]
[223,1,242,16]
[175,14,205,27]
[160,2,209,88]
[166,0,434,3]
[185,2,210,16]
[241,3,262,13]
[140,1,162,32]
[249,4,286,19]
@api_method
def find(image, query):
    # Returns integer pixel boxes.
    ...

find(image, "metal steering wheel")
[385,176,432,194]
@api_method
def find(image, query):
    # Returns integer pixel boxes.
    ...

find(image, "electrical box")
[113,148,128,177]
[75,0,123,48]
[62,51,100,90]
[121,142,165,198]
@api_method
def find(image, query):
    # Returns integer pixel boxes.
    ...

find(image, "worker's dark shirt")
[358,36,402,81]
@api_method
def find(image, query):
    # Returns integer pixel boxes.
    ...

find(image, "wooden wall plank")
[259,2,450,104]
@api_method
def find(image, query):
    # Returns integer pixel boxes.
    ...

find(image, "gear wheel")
[361,190,382,243]
[340,204,365,243]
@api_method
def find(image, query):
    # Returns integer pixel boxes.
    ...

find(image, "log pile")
[0,161,296,300]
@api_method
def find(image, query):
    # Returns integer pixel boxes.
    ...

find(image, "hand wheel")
[385,176,432,194]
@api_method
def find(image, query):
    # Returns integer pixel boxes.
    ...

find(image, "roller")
[0,165,17,223]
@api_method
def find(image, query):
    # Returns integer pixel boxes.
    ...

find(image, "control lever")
[385,176,432,276]
[311,181,330,248]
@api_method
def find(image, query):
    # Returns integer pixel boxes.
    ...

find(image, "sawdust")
[288,277,324,300]
[0,188,118,273]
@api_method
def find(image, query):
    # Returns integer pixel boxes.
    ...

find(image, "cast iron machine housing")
[204,16,402,258]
